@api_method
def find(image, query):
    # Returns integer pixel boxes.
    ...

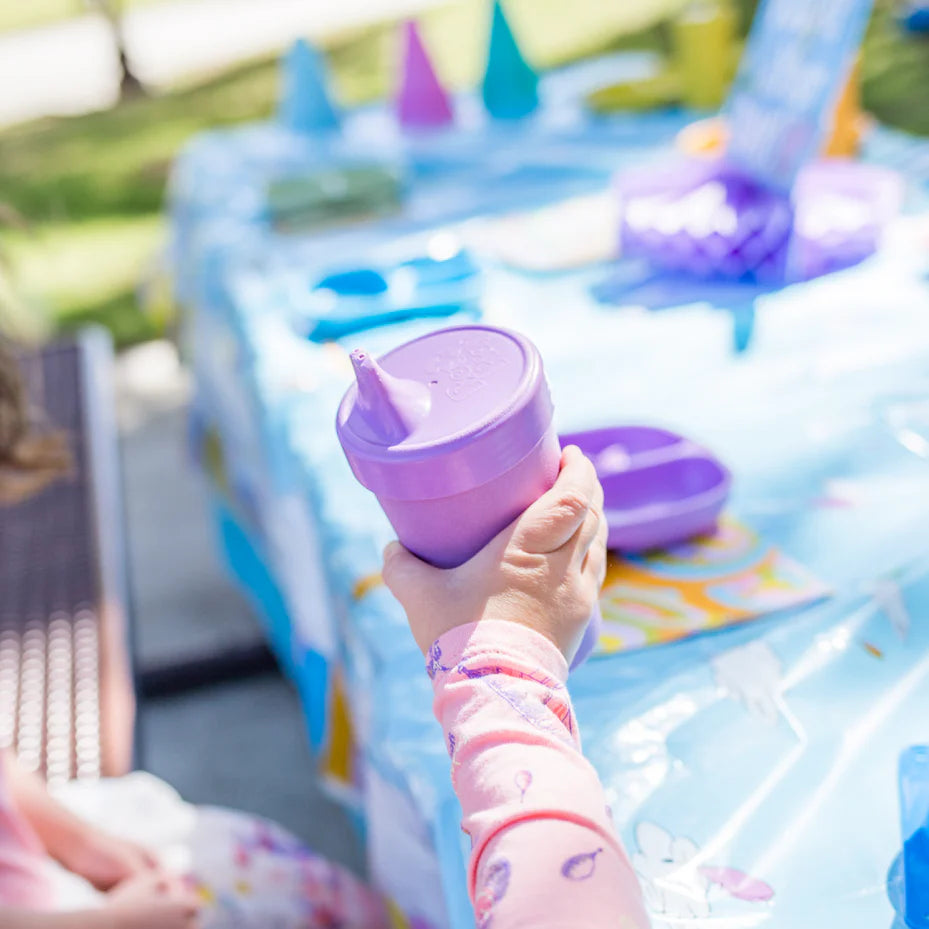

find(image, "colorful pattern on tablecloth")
[596,518,830,654]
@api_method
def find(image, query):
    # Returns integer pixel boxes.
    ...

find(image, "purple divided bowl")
[561,426,731,552]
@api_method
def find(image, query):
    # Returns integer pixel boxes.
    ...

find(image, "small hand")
[64,827,160,891]
[383,446,607,663]
[104,872,201,929]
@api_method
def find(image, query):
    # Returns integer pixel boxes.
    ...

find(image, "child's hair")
[0,337,71,505]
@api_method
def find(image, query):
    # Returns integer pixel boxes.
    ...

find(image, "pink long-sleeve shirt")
[428,621,649,929]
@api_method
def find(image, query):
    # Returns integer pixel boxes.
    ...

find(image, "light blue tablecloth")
[172,61,929,929]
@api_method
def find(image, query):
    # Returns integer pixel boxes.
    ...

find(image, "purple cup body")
[380,429,561,567]
[336,324,601,668]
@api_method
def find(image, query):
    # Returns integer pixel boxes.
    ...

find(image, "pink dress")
[0,754,54,908]
[428,621,650,929]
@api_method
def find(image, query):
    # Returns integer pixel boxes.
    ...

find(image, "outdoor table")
[170,63,929,928]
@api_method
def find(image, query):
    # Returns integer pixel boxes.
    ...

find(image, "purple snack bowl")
[561,426,731,552]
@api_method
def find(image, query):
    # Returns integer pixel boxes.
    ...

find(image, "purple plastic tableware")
[561,427,731,552]
[617,158,793,282]
[337,325,600,667]
[396,20,454,129]
[616,156,901,284]
[789,160,902,280]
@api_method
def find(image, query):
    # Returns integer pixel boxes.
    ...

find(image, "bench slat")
[0,333,134,782]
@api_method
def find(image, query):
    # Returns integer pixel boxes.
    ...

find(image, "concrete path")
[0,0,441,127]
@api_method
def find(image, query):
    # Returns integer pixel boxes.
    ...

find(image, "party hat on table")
[396,20,454,129]
[482,0,538,119]
[279,38,340,134]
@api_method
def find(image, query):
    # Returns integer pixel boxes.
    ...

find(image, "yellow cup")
[673,2,737,110]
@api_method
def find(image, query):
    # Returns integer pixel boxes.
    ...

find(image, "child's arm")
[384,447,651,929]
[3,752,158,890]
[0,873,200,929]
[427,622,647,929]
[0,909,110,929]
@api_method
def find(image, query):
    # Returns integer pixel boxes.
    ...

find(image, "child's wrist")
[51,819,97,870]
[430,619,570,680]
[38,912,119,929]
[100,909,133,929]
[442,615,569,660]
[88,911,121,929]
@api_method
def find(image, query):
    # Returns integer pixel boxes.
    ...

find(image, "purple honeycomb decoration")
[617,157,901,284]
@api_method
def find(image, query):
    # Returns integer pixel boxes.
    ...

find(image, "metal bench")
[0,331,135,785]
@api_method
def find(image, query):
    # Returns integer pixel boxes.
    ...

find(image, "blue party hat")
[481,0,538,119]
[279,38,340,134]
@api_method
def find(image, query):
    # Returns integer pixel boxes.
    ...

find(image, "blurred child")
[0,338,71,505]
[383,445,651,929]
[0,753,389,929]
[0,339,389,929]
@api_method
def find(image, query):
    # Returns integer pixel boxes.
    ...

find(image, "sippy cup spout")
[349,349,431,445]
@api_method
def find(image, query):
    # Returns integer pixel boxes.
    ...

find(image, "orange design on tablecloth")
[596,518,830,655]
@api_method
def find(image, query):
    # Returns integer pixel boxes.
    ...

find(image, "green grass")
[0,54,283,344]
[0,0,926,346]
[862,1,929,136]
[4,215,164,339]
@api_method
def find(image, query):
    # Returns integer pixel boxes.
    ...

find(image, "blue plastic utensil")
[300,250,481,342]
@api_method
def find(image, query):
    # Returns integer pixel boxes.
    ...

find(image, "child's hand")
[104,873,201,929]
[383,445,607,662]
[63,828,160,891]
[1,750,161,892]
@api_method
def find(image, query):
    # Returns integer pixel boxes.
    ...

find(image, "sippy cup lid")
[336,325,554,500]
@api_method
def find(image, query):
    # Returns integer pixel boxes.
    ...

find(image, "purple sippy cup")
[336,324,601,668]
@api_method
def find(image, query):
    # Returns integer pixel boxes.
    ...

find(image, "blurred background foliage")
[0,0,924,346]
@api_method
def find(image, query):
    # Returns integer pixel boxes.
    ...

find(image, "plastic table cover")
[171,59,929,929]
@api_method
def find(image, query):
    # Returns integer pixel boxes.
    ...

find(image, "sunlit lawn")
[0,0,683,345]
[0,54,282,343]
